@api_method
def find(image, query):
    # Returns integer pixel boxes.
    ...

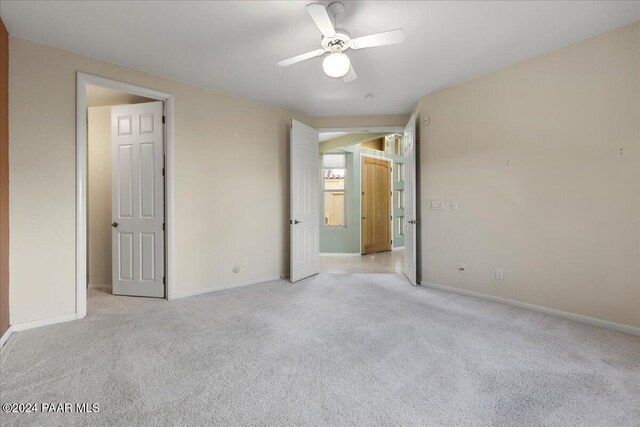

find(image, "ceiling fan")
[277,2,405,82]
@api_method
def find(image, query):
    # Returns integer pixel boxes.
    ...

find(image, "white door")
[111,101,165,297]
[403,114,417,285]
[290,119,320,282]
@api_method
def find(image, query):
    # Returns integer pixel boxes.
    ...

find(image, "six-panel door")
[111,102,165,297]
[290,119,320,282]
[403,114,417,285]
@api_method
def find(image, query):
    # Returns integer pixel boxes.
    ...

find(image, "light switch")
[431,200,444,210]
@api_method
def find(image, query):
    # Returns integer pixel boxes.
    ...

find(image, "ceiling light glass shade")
[322,52,350,78]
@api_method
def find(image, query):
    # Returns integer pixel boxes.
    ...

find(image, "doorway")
[315,128,408,276]
[76,73,175,319]
[289,117,417,284]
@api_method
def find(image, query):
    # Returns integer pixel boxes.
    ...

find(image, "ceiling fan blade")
[349,29,405,50]
[306,4,336,38]
[277,49,326,67]
[343,65,357,83]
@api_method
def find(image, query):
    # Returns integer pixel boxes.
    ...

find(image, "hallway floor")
[320,249,404,274]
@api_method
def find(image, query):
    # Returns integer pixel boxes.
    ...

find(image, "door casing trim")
[76,72,176,319]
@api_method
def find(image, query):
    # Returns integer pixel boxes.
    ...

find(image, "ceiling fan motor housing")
[321,31,351,53]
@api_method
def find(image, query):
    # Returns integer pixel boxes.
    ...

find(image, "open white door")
[290,119,320,282]
[111,101,165,297]
[403,114,417,285]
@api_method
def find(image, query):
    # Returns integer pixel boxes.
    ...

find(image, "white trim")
[12,314,78,332]
[0,326,13,348]
[421,281,640,337]
[172,275,285,300]
[77,72,176,312]
[359,153,393,254]
[392,246,405,251]
[320,253,361,257]
[317,126,404,134]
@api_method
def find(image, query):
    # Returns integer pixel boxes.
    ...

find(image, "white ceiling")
[319,132,348,142]
[1,1,638,116]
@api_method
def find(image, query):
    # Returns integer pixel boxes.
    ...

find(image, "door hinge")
[162,116,166,124]
[162,223,165,231]
[162,168,165,176]
[163,276,166,285]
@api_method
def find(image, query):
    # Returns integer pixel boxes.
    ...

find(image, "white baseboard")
[320,253,361,257]
[171,274,286,300]
[0,325,14,348]
[421,281,640,337]
[392,246,405,251]
[11,313,78,332]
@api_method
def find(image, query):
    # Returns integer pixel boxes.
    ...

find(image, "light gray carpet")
[1,273,639,426]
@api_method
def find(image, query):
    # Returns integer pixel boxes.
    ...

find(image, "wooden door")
[111,102,165,297]
[361,157,391,254]
[290,119,320,282]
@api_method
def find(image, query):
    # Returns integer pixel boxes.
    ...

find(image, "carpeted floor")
[1,273,639,426]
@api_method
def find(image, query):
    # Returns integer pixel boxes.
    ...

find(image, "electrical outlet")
[243,258,249,266]
[450,200,458,210]
[495,268,504,280]
[431,200,445,210]
[458,262,467,273]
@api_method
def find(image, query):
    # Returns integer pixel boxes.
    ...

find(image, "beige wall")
[416,22,640,328]
[87,106,112,286]
[86,85,151,108]
[9,37,310,324]
[311,115,409,129]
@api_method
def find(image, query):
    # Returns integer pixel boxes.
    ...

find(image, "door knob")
[294,220,302,224]
[111,222,119,228]
[362,217,367,220]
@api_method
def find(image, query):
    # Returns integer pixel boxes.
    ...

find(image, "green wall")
[319,135,405,254]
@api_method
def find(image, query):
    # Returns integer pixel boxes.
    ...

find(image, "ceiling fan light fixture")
[322,52,350,78]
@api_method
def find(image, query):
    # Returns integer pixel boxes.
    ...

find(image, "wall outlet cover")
[431,200,445,210]
[495,268,504,280]
[450,200,458,210]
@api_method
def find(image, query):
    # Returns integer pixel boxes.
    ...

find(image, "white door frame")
[358,154,393,255]
[76,72,175,319]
